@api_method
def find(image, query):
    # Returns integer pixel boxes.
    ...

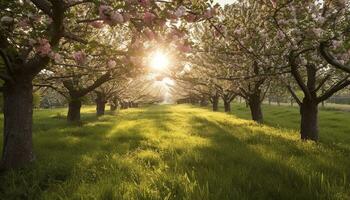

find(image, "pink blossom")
[123,13,131,22]
[139,0,150,7]
[202,7,218,19]
[277,30,285,39]
[157,19,166,27]
[177,43,191,53]
[169,29,185,39]
[184,14,197,22]
[144,28,155,40]
[90,21,104,28]
[73,51,86,65]
[107,60,116,68]
[49,52,62,63]
[175,6,186,18]
[18,19,30,29]
[129,56,139,65]
[234,28,242,35]
[109,11,124,25]
[143,12,156,25]
[167,11,178,20]
[99,5,113,20]
[99,4,124,26]
[203,9,213,19]
[36,38,51,56]
[332,40,343,49]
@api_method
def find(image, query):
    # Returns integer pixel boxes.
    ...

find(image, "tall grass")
[0,105,349,199]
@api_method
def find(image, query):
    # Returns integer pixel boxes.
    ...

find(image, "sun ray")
[150,51,169,70]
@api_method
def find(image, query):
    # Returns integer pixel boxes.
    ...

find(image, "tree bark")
[300,99,319,141]
[1,80,35,170]
[95,93,106,116]
[67,98,81,122]
[96,100,106,116]
[224,100,231,112]
[212,96,219,112]
[248,95,263,123]
[110,98,118,111]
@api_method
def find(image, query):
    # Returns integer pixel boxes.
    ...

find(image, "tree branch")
[286,85,301,106]
[317,76,350,103]
[319,41,350,74]
[31,0,52,16]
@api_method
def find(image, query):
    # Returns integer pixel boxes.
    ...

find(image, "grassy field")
[0,104,349,199]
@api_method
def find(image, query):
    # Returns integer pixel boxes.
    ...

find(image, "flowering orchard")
[0,0,349,171]
[175,0,350,141]
[0,0,215,170]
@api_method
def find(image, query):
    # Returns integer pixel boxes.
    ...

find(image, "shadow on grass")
[0,105,349,199]
[183,115,349,199]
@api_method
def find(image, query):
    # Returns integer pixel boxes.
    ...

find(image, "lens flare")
[150,51,169,70]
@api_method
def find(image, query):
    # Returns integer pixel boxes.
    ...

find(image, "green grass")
[0,104,349,199]
[227,103,350,146]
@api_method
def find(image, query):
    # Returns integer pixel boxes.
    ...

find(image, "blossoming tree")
[0,0,213,170]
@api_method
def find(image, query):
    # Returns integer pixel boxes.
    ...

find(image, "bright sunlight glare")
[150,51,169,70]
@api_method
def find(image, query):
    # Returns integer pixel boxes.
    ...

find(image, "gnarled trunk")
[248,94,263,123]
[67,98,81,122]
[224,100,231,112]
[300,99,319,141]
[212,96,219,112]
[1,79,34,170]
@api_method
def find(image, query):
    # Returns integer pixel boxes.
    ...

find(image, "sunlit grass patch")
[0,104,349,199]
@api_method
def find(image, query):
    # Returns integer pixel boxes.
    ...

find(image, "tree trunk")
[300,99,319,141]
[212,96,219,112]
[120,102,127,109]
[224,100,231,112]
[95,94,106,116]
[67,98,81,122]
[96,100,106,116]
[1,80,35,170]
[248,95,263,123]
[110,99,118,111]
[200,98,208,107]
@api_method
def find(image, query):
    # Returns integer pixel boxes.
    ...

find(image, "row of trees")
[173,0,350,141]
[0,0,215,170]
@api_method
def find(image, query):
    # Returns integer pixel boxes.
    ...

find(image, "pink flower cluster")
[73,51,86,65]
[107,60,116,68]
[176,40,191,53]
[31,38,62,62]
[99,5,124,26]
[143,12,156,25]
[35,38,52,56]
